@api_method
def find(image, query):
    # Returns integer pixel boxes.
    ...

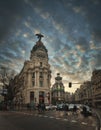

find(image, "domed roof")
[55,73,62,80]
[31,41,47,53]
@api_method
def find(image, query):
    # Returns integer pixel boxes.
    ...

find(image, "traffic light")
[69,82,72,88]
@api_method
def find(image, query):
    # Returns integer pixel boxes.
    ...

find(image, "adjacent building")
[75,81,92,105]
[91,69,101,107]
[74,69,101,108]
[51,73,65,104]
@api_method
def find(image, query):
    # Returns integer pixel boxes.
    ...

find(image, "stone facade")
[74,69,101,108]
[75,81,92,105]
[13,36,51,106]
[65,92,73,103]
[0,81,4,102]
[51,73,65,104]
[91,69,101,107]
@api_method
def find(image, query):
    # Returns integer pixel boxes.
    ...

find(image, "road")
[0,110,97,130]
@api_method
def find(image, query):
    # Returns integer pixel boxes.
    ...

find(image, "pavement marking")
[81,122,88,125]
[49,116,54,118]
[16,111,97,127]
[38,115,43,117]
[63,119,68,121]
[71,120,77,123]
[43,116,48,117]
[56,118,61,120]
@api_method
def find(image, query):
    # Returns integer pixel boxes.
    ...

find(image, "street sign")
[3,89,7,94]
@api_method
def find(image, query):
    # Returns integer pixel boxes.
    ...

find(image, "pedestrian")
[73,105,77,115]
[37,103,41,113]
[64,104,69,115]
[41,102,46,113]
[82,105,87,117]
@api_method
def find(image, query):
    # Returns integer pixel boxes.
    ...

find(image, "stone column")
[26,91,30,103]
[37,71,39,87]
[44,71,47,88]
[35,90,39,104]
[28,71,32,88]
[35,71,37,86]
[25,72,28,88]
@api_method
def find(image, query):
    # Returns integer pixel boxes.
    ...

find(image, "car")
[45,105,52,110]
[51,105,57,110]
[68,104,74,111]
[56,103,65,111]
[68,104,82,111]
[45,104,57,110]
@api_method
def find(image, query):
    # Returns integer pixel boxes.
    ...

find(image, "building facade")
[13,34,51,106]
[91,69,101,108]
[65,92,73,103]
[74,69,101,108]
[51,73,65,104]
[75,81,92,105]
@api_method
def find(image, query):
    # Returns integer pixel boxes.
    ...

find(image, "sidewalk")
[92,108,101,130]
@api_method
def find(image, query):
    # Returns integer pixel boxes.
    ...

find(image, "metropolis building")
[12,34,51,106]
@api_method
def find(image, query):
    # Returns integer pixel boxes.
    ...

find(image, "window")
[40,62,42,67]
[32,81,35,87]
[30,91,34,101]
[32,72,35,78]
[39,91,44,103]
[40,80,43,87]
[40,72,43,78]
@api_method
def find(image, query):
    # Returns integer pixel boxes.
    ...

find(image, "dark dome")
[31,41,47,53]
[55,76,62,80]
[55,73,62,80]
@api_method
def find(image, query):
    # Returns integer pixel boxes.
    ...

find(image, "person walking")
[64,104,69,116]
[73,105,77,115]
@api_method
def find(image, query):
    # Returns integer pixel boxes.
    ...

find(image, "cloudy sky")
[0,0,101,93]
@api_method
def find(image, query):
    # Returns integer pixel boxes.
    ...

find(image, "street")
[0,110,97,130]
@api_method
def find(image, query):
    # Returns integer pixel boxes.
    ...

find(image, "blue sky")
[0,0,101,93]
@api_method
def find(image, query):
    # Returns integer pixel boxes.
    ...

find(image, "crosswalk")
[19,111,97,128]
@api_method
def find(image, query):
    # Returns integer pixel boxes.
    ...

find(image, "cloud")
[92,29,101,42]
[75,37,90,52]
[0,0,101,93]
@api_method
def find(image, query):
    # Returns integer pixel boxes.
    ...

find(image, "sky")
[0,0,101,93]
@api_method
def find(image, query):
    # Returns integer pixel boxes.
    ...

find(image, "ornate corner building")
[51,73,65,104]
[12,34,51,106]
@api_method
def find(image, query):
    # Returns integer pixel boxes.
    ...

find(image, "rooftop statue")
[35,33,44,41]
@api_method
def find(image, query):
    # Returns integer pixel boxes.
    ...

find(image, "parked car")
[45,105,52,110]
[51,105,57,110]
[45,104,57,110]
[68,104,74,111]
[68,104,82,111]
[56,103,65,111]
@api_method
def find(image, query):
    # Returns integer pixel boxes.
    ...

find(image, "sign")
[0,89,3,94]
